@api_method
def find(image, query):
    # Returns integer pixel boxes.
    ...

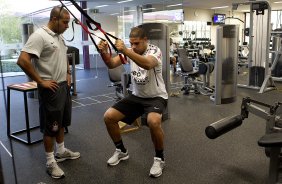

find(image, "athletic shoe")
[107,149,129,166]
[55,148,80,162]
[46,162,65,179]
[149,157,165,178]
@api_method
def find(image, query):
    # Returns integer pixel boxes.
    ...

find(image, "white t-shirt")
[22,26,68,83]
[130,44,168,99]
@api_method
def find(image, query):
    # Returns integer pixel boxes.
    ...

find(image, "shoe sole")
[47,171,65,179]
[149,166,164,178]
[56,155,81,163]
[107,155,129,166]
[149,171,162,178]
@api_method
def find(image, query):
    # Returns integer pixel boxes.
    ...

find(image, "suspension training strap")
[69,0,127,64]
[58,1,109,54]
[59,0,127,64]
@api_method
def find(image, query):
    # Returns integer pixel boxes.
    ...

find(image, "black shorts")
[112,94,167,125]
[38,81,72,136]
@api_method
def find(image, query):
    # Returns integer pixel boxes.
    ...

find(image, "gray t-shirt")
[130,44,168,99]
[22,26,68,83]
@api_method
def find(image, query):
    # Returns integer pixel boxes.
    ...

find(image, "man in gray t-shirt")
[17,6,80,179]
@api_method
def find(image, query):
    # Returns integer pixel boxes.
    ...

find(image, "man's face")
[54,13,70,34]
[129,37,147,55]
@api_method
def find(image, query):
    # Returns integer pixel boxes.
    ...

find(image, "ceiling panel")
[4,0,282,17]
[83,0,282,12]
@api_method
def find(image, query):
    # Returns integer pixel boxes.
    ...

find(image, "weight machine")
[177,51,214,96]
[259,32,282,93]
[205,97,282,184]
[107,65,131,100]
[67,46,80,96]
[233,1,271,91]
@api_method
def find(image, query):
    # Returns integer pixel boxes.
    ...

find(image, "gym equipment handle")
[205,115,243,139]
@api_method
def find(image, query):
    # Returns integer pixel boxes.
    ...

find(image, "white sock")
[46,151,55,165]
[56,142,66,154]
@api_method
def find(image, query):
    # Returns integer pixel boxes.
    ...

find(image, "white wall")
[183,7,245,46]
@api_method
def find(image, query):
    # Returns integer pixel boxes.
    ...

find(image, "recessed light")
[143,8,156,11]
[95,5,108,8]
[117,0,133,4]
[123,9,136,12]
[166,3,182,8]
[110,13,120,15]
[211,6,229,9]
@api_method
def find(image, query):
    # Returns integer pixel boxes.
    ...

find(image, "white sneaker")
[107,149,129,166]
[149,157,165,178]
[55,148,80,162]
[46,162,65,179]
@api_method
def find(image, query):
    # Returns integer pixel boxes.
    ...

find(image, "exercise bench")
[258,133,282,184]
[206,97,282,183]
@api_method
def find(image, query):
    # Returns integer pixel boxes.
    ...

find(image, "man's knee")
[147,114,162,129]
[104,108,122,124]
[104,109,114,124]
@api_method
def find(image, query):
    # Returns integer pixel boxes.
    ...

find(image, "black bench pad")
[258,133,282,147]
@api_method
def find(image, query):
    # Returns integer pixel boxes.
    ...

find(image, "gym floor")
[1,66,282,184]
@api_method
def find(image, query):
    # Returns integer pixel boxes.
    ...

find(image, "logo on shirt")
[51,121,59,132]
[131,70,149,85]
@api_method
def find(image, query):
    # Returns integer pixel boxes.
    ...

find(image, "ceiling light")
[211,6,229,9]
[142,8,156,11]
[124,9,136,12]
[274,1,282,3]
[110,13,120,15]
[95,5,108,8]
[117,0,133,4]
[166,3,182,8]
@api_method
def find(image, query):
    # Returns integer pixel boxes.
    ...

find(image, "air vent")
[89,9,99,14]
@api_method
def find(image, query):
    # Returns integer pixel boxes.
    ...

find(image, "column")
[81,1,90,69]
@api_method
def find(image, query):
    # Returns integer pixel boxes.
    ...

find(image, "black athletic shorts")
[38,81,72,136]
[112,94,167,125]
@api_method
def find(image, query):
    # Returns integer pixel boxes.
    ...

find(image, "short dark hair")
[129,26,147,39]
[50,6,68,21]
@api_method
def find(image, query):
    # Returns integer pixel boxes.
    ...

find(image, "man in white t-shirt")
[98,26,168,178]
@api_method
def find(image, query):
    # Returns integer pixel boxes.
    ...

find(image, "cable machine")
[233,1,271,91]
[259,30,282,93]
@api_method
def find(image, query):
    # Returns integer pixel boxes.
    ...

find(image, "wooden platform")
[118,117,141,133]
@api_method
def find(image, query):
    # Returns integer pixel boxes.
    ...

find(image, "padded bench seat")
[257,132,282,184]
[258,133,282,147]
